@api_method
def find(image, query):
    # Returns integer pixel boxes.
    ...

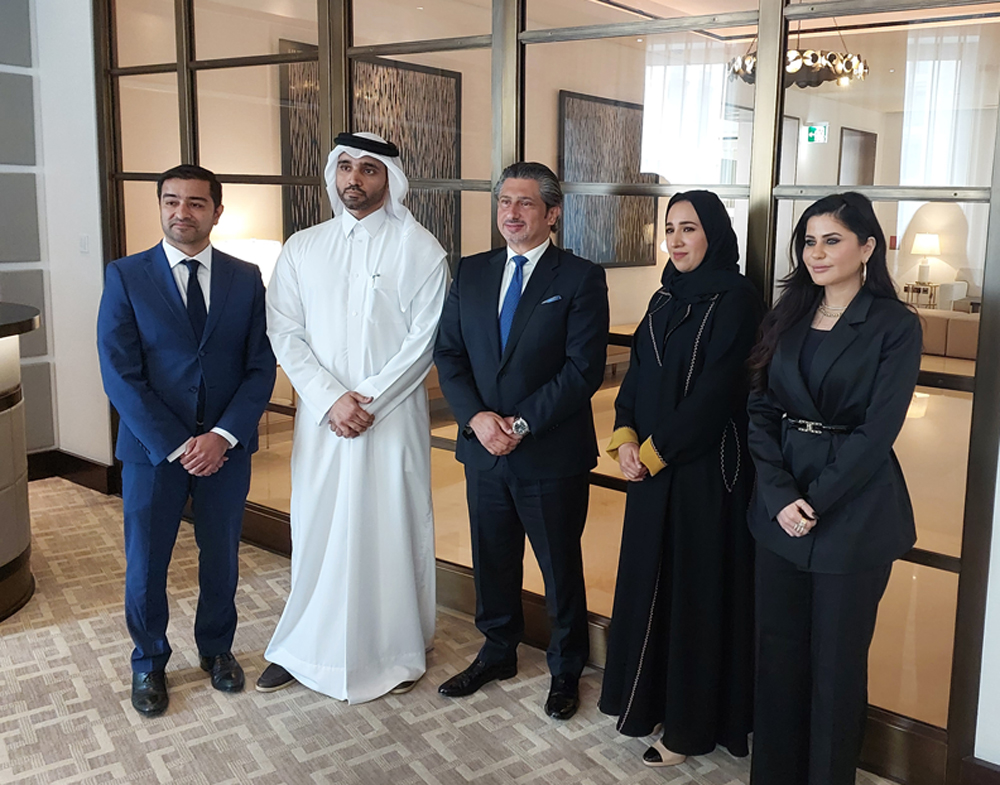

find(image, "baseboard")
[242,502,292,555]
[28,450,119,495]
[963,757,1000,785]
[860,706,948,785]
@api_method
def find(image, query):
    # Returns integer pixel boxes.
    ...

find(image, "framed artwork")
[352,55,463,272]
[278,45,463,273]
[279,40,322,240]
[558,90,657,268]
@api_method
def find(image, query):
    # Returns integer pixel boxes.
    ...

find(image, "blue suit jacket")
[97,243,276,466]
[433,243,609,479]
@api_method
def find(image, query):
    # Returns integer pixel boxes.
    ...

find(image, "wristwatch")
[512,416,530,436]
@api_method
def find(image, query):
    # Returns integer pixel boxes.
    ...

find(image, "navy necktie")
[183,258,208,339]
[499,255,528,351]
[183,259,208,427]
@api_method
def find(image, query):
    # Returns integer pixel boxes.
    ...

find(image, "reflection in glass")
[193,0,317,60]
[526,34,755,187]
[774,199,987,320]
[353,0,491,47]
[869,561,957,727]
[119,74,181,174]
[895,386,970,558]
[122,181,163,256]
[198,65,322,177]
[526,0,759,31]
[433,447,625,618]
[115,0,175,68]
[352,49,493,180]
[779,17,1000,187]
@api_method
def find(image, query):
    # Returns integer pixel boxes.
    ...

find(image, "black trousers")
[465,463,590,679]
[751,544,891,785]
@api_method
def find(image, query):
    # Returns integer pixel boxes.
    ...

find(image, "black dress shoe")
[132,670,168,716]
[438,658,517,697]
[544,674,580,720]
[255,663,297,693]
[199,652,245,692]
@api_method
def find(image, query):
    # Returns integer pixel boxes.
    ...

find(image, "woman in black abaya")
[599,190,762,766]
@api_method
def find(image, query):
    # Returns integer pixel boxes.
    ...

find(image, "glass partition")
[526,0,759,30]
[869,561,958,727]
[352,0,492,46]
[779,16,1000,188]
[119,74,181,174]
[115,0,176,67]
[193,0,318,60]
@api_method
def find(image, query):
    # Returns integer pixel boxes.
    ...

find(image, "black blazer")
[433,243,609,479]
[747,290,922,573]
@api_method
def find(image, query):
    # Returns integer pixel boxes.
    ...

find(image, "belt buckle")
[799,420,822,434]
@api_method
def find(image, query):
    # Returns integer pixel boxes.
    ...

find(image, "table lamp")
[912,233,940,283]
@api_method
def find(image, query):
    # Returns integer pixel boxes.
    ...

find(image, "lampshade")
[911,233,941,257]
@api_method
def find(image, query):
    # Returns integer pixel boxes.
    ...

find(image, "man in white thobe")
[258,132,448,702]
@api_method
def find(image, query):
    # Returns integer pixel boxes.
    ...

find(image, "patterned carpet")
[0,478,894,784]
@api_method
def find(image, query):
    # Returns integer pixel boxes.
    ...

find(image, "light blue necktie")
[499,255,527,351]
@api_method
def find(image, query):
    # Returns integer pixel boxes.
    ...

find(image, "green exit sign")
[806,123,829,143]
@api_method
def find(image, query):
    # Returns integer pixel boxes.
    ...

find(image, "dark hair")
[157,164,223,207]
[748,192,899,391]
[495,161,563,206]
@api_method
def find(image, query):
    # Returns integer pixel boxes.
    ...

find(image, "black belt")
[785,417,851,435]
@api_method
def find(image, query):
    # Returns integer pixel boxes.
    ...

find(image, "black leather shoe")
[199,652,245,693]
[544,674,580,720]
[438,658,517,697]
[131,670,168,716]
[255,663,296,693]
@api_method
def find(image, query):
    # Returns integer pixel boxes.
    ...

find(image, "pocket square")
[541,295,562,304]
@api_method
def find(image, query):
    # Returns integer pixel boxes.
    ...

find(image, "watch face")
[513,418,529,436]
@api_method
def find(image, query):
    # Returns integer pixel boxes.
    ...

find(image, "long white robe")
[264,207,448,703]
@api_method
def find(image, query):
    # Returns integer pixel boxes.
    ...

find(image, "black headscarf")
[660,190,754,302]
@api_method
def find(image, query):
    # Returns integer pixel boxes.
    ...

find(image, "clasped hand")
[180,432,229,477]
[470,411,522,456]
[616,442,648,482]
[777,498,817,538]
[328,391,374,438]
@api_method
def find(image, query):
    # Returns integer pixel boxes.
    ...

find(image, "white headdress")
[325,131,410,220]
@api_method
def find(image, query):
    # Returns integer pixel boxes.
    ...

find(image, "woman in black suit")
[746,192,922,785]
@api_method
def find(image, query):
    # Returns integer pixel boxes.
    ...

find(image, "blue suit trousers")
[122,450,252,673]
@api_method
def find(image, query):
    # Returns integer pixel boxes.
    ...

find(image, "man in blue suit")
[97,165,275,716]
[434,162,609,720]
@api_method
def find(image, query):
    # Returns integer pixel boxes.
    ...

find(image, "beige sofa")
[917,308,979,360]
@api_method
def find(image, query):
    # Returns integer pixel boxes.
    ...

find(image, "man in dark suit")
[434,161,609,720]
[97,165,275,716]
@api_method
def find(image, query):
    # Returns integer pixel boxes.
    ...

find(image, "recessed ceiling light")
[637,38,643,42]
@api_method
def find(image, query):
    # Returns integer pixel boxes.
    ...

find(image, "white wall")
[35,0,112,465]
[976,460,1000,765]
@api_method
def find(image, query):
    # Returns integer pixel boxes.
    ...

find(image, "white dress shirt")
[160,239,238,462]
[497,237,550,314]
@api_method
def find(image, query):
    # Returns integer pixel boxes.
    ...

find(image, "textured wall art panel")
[559,91,656,267]
[352,57,462,271]
[279,41,323,239]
